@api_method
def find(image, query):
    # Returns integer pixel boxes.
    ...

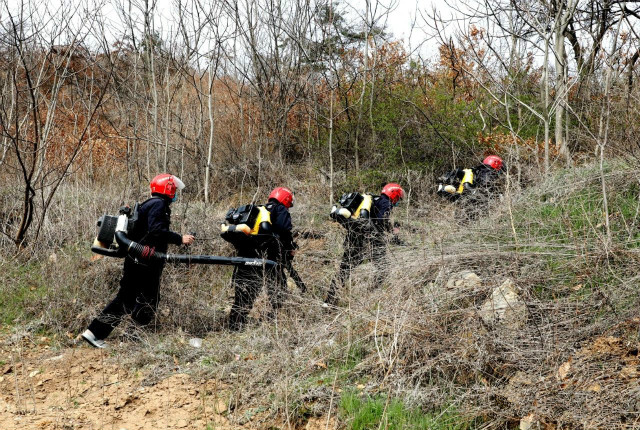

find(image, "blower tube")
[113,231,276,268]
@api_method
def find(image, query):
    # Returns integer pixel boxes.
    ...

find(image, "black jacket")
[472,164,501,189]
[130,195,182,254]
[438,164,502,197]
[265,199,296,260]
[372,194,393,233]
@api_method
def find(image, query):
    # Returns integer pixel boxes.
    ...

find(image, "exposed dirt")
[500,318,640,428]
[0,339,334,430]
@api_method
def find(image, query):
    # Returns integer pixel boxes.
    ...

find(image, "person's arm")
[278,213,296,251]
[271,205,296,255]
[375,197,393,233]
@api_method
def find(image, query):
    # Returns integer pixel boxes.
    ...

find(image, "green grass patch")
[339,391,474,430]
[512,164,640,248]
[336,342,367,372]
[0,261,46,325]
[480,164,640,302]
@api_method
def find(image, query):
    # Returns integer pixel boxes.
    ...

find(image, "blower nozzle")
[91,213,276,268]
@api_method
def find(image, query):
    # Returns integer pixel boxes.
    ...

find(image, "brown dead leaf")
[620,365,639,379]
[313,361,327,370]
[587,383,601,392]
[90,254,103,262]
[588,336,622,355]
[520,413,536,430]
[558,359,572,380]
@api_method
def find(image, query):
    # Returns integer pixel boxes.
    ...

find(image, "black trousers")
[228,262,287,331]
[88,258,164,340]
[454,192,493,223]
[325,231,388,305]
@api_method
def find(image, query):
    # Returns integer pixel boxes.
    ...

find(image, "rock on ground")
[479,279,526,329]
[446,271,482,290]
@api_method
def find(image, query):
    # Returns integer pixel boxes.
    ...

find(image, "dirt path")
[1,338,333,430]
[0,340,241,430]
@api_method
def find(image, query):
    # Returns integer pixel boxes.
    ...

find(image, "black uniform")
[437,163,503,219]
[437,164,502,200]
[227,199,295,330]
[88,195,182,340]
[325,194,393,305]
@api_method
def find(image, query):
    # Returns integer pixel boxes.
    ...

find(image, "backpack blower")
[91,206,276,267]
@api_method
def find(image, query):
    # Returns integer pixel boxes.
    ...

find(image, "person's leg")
[325,255,351,305]
[87,259,141,340]
[228,266,262,330]
[326,233,364,305]
[454,199,473,224]
[131,264,164,327]
[370,236,389,290]
[266,265,287,317]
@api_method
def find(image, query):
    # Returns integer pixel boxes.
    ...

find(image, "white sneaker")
[81,330,107,349]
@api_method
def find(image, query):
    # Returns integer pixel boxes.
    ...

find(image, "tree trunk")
[543,33,551,173]
[204,60,215,204]
[354,0,370,178]
[328,88,335,204]
[554,25,569,165]
[553,0,578,166]
[598,14,624,248]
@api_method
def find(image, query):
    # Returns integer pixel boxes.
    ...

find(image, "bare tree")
[423,0,637,172]
[0,0,113,247]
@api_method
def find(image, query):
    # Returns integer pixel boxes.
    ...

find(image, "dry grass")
[2,162,640,428]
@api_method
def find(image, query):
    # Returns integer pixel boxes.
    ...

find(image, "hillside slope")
[2,164,640,429]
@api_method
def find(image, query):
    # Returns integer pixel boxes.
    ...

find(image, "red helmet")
[483,155,503,170]
[269,187,294,208]
[150,174,185,199]
[381,183,405,205]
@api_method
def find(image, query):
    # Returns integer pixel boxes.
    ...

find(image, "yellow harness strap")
[352,194,373,219]
[457,169,474,194]
[250,206,271,235]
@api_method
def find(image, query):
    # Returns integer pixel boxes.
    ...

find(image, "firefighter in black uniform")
[227,187,296,331]
[324,183,405,306]
[436,155,504,219]
[82,174,195,348]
